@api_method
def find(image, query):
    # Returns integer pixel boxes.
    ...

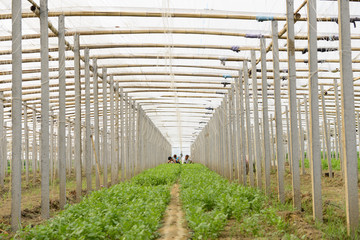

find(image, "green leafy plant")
[180,164,291,239]
[15,164,180,240]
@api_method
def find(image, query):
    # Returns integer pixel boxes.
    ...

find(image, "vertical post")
[251,50,262,189]
[136,103,141,174]
[271,20,284,203]
[334,79,343,174]
[58,15,66,209]
[270,116,275,168]
[124,93,129,180]
[3,125,7,179]
[131,99,136,176]
[50,110,54,183]
[67,119,72,176]
[115,83,120,182]
[40,0,50,219]
[307,0,323,221]
[227,88,233,180]
[298,99,305,175]
[243,61,254,186]
[11,0,22,225]
[285,106,291,171]
[304,96,311,163]
[93,59,100,189]
[234,76,242,181]
[102,68,108,187]
[128,97,133,178]
[32,106,37,183]
[334,118,339,161]
[223,95,229,179]
[320,86,332,177]
[120,88,124,181]
[239,74,247,185]
[338,0,359,234]
[260,37,271,195]
[358,113,360,160]
[84,48,92,192]
[24,103,29,183]
[286,0,301,210]
[0,92,3,188]
[110,76,116,185]
[74,34,82,201]
[322,125,326,161]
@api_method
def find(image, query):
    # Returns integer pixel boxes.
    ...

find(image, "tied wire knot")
[231,46,240,53]
[219,57,227,66]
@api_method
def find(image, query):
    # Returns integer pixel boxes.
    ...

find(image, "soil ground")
[158,183,190,240]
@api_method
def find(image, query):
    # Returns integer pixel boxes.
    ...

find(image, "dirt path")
[158,183,190,240]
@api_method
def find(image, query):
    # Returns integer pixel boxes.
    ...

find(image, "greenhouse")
[0,0,360,239]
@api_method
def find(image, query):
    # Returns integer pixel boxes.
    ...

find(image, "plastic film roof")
[1,0,360,153]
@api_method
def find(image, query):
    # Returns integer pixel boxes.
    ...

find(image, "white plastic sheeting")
[0,0,360,153]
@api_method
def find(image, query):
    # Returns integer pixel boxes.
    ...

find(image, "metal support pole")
[271,20,284,203]
[40,0,50,219]
[84,48,92,192]
[260,37,271,195]
[74,34,82,200]
[58,15,66,209]
[11,0,22,228]
[286,0,301,210]
[251,50,262,189]
[338,0,359,234]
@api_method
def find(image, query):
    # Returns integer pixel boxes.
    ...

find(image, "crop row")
[180,164,293,239]
[17,164,181,240]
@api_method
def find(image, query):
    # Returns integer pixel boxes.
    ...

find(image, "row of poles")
[6,0,171,232]
[192,0,359,237]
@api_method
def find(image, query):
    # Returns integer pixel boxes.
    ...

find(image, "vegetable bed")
[17,164,180,240]
[180,164,292,239]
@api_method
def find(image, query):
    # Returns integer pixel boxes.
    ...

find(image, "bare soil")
[158,184,190,240]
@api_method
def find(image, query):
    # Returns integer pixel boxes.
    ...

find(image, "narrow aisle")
[158,183,190,240]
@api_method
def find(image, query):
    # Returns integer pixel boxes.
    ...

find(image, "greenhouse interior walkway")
[1,0,360,239]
